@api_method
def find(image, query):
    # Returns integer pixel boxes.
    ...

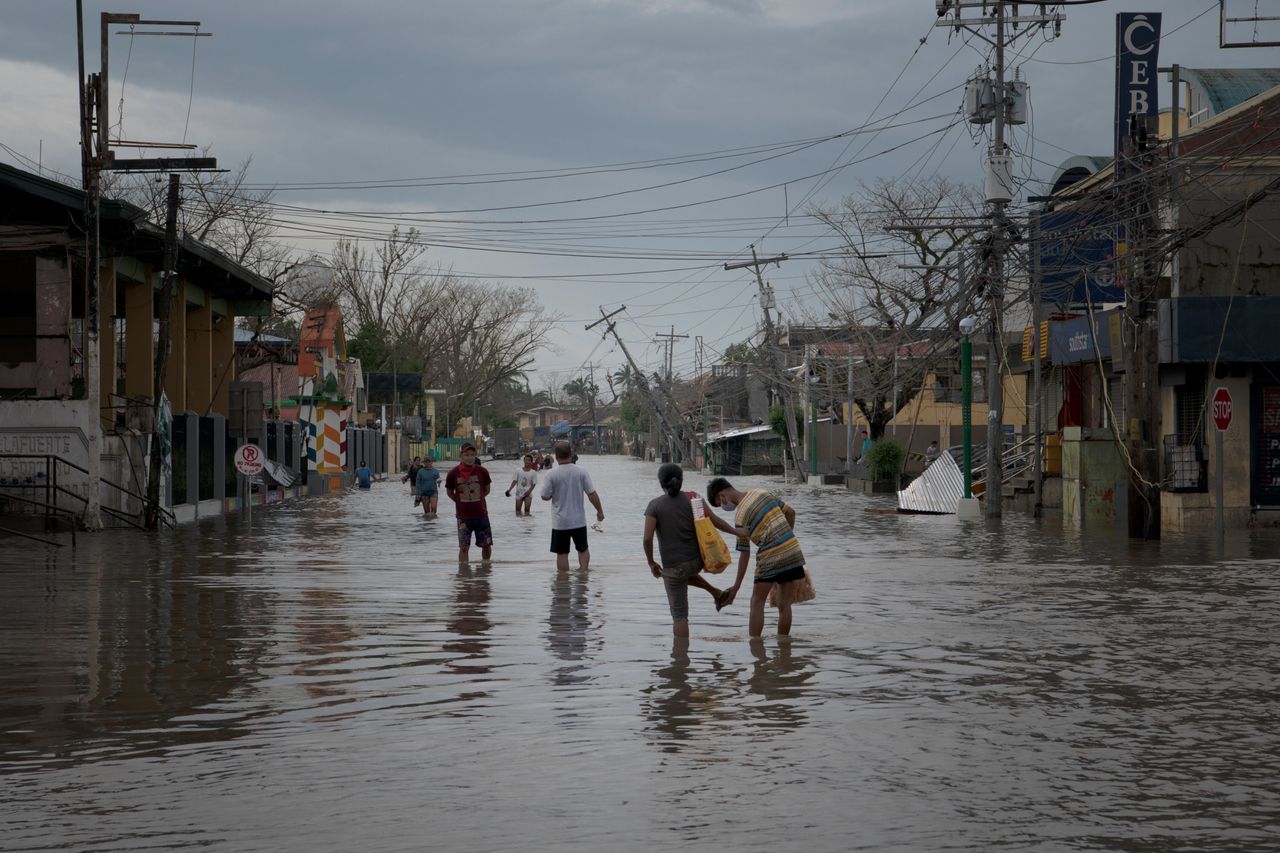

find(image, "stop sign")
[1212,387,1233,432]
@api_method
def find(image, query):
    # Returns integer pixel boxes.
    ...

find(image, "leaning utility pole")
[587,307,689,461]
[935,1,1064,518]
[725,247,804,479]
[76,5,216,530]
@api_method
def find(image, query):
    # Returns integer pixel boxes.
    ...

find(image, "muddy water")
[2,455,1278,851]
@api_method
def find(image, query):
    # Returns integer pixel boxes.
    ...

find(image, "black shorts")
[550,526,588,554]
[755,565,806,585]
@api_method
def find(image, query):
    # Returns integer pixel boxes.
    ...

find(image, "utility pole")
[652,326,690,460]
[1122,115,1162,539]
[588,307,689,461]
[725,246,804,480]
[145,174,180,529]
[1029,209,1044,519]
[586,362,599,454]
[76,5,216,530]
[697,336,709,471]
[653,327,688,382]
[845,349,854,475]
[935,1,1064,518]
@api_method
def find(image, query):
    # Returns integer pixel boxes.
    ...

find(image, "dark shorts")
[549,526,588,554]
[756,565,805,585]
[661,557,703,622]
[417,487,437,498]
[457,517,493,550]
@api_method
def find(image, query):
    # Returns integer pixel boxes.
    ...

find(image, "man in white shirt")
[540,440,604,571]
[504,452,539,516]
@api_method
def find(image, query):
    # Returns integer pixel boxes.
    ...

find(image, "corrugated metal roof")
[706,424,774,443]
[897,451,967,514]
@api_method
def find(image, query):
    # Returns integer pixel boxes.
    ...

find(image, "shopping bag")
[689,495,731,574]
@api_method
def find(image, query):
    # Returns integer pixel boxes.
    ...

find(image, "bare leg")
[776,580,794,636]
[688,574,721,599]
[514,500,522,516]
[555,552,570,571]
[672,618,689,638]
[422,497,430,516]
[578,548,590,571]
[481,546,492,561]
[458,547,470,563]
[521,495,532,514]
[749,583,770,638]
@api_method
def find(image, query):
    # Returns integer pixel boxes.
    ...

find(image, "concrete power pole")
[587,307,688,461]
[586,362,599,454]
[76,5,215,530]
[935,1,1064,518]
[145,174,181,529]
[725,247,804,480]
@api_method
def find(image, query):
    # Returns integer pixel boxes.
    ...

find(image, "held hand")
[720,586,738,607]
[733,526,749,538]
[649,561,662,578]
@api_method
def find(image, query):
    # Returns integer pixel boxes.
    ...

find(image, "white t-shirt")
[513,468,538,499]
[539,463,596,530]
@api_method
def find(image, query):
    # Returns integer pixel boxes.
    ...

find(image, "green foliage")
[867,438,905,481]
[620,391,647,435]
[490,414,517,429]
[768,404,802,439]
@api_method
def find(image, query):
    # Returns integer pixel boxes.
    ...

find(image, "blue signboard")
[1038,207,1122,305]
[1116,13,1162,167]
[1049,313,1114,366]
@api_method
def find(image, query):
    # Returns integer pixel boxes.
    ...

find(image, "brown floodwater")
[2,455,1278,851]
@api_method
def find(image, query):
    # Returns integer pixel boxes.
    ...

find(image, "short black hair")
[706,477,733,507]
[554,440,573,460]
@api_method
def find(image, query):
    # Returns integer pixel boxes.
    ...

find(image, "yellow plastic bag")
[690,495,731,574]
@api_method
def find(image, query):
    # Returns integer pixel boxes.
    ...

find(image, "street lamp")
[957,316,981,519]
[444,392,463,442]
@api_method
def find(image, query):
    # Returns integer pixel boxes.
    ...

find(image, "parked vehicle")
[492,427,521,459]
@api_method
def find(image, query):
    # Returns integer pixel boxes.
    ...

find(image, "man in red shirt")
[445,442,493,563]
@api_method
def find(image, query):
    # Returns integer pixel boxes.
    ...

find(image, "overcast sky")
[1,1,1269,387]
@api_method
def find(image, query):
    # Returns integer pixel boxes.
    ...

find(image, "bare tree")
[809,177,983,438]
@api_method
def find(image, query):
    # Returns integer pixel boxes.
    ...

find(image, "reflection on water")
[744,637,815,731]
[293,589,359,699]
[2,455,1279,852]
[545,566,595,686]
[444,563,493,676]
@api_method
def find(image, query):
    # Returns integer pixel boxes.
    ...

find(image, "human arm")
[506,475,517,496]
[483,470,492,497]
[707,510,748,539]
[587,490,604,522]
[721,549,751,606]
[642,515,661,578]
[783,504,796,529]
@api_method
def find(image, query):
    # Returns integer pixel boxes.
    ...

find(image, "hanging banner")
[1115,12,1162,169]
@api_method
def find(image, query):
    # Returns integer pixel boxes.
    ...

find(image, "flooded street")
[2,455,1278,851]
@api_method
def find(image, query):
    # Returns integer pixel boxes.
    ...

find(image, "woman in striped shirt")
[707,477,809,638]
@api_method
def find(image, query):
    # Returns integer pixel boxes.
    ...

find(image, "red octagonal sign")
[1212,386,1233,432]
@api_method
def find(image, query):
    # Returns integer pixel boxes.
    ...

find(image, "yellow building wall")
[841,371,1028,438]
